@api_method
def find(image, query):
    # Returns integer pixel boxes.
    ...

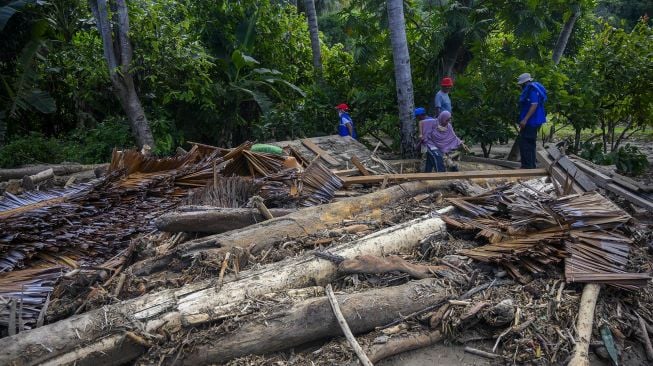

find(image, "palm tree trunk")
[88,0,155,149]
[387,0,417,157]
[304,0,322,76]
[552,5,581,65]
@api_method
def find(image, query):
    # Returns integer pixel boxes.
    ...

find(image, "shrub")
[612,144,649,176]
[0,133,66,168]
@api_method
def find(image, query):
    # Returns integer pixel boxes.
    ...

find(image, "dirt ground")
[379,342,489,366]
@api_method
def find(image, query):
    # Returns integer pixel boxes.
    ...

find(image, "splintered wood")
[445,186,650,289]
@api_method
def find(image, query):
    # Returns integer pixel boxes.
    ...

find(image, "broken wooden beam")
[537,150,584,194]
[340,169,548,186]
[175,181,455,260]
[301,139,340,166]
[568,284,601,366]
[153,207,296,233]
[350,156,371,176]
[570,158,653,212]
[545,146,597,192]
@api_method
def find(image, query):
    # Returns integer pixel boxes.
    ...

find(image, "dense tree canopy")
[0,0,651,167]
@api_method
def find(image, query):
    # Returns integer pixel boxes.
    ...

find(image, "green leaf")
[252,68,282,75]
[0,0,35,31]
[24,89,56,114]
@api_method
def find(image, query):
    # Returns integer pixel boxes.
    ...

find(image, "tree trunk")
[574,126,582,152]
[154,207,297,233]
[175,180,451,261]
[179,278,448,365]
[552,5,581,65]
[0,208,450,366]
[304,0,323,76]
[0,116,6,148]
[114,77,155,149]
[88,0,155,149]
[387,0,417,158]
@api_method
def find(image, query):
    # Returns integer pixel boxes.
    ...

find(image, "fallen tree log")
[175,180,457,260]
[154,207,296,233]
[21,168,54,190]
[0,163,108,182]
[338,254,448,279]
[179,278,448,365]
[367,330,444,363]
[0,207,451,366]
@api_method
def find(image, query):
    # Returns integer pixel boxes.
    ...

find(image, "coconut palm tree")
[304,0,323,76]
[387,0,416,157]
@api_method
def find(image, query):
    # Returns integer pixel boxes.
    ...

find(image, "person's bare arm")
[520,103,538,129]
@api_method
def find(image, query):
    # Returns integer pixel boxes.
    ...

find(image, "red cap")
[441,77,454,87]
[335,103,349,111]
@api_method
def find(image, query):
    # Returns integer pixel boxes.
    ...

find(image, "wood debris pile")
[443,185,649,289]
[0,139,343,332]
[0,139,651,366]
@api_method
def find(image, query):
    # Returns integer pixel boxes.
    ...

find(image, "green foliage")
[0,132,65,167]
[1,0,652,173]
[579,141,613,164]
[65,119,134,163]
[613,143,648,176]
[0,120,136,168]
[579,142,648,176]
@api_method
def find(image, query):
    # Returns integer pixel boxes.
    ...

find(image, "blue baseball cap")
[414,107,426,117]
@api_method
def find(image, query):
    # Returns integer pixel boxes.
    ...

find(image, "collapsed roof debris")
[0,139,651,366]
[0,138,343,331]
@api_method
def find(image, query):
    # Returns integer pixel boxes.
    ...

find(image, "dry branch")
[326,284,373,366]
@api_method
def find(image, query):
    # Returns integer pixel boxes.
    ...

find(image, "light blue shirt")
[435,91,451,114]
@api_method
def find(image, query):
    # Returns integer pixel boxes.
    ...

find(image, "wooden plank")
[572,156,653,193]
[546,147,597,192]
[301,139,340,166]
[604,183,653,212]
[537,150,584,195]
[341,169,548,186]
[564,157,653,211]
[460,155,521,169]
[570,159,612,185]
[333,168,360,177]
[350,156,371,176]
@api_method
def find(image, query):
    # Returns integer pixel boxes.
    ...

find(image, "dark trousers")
[519,125,539,169]
[425,148,446,172]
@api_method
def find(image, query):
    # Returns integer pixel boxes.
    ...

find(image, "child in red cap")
[335,103,357,139]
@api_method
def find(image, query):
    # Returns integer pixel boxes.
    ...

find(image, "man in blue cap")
[517,73,547,169]
[415,107,445,172]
